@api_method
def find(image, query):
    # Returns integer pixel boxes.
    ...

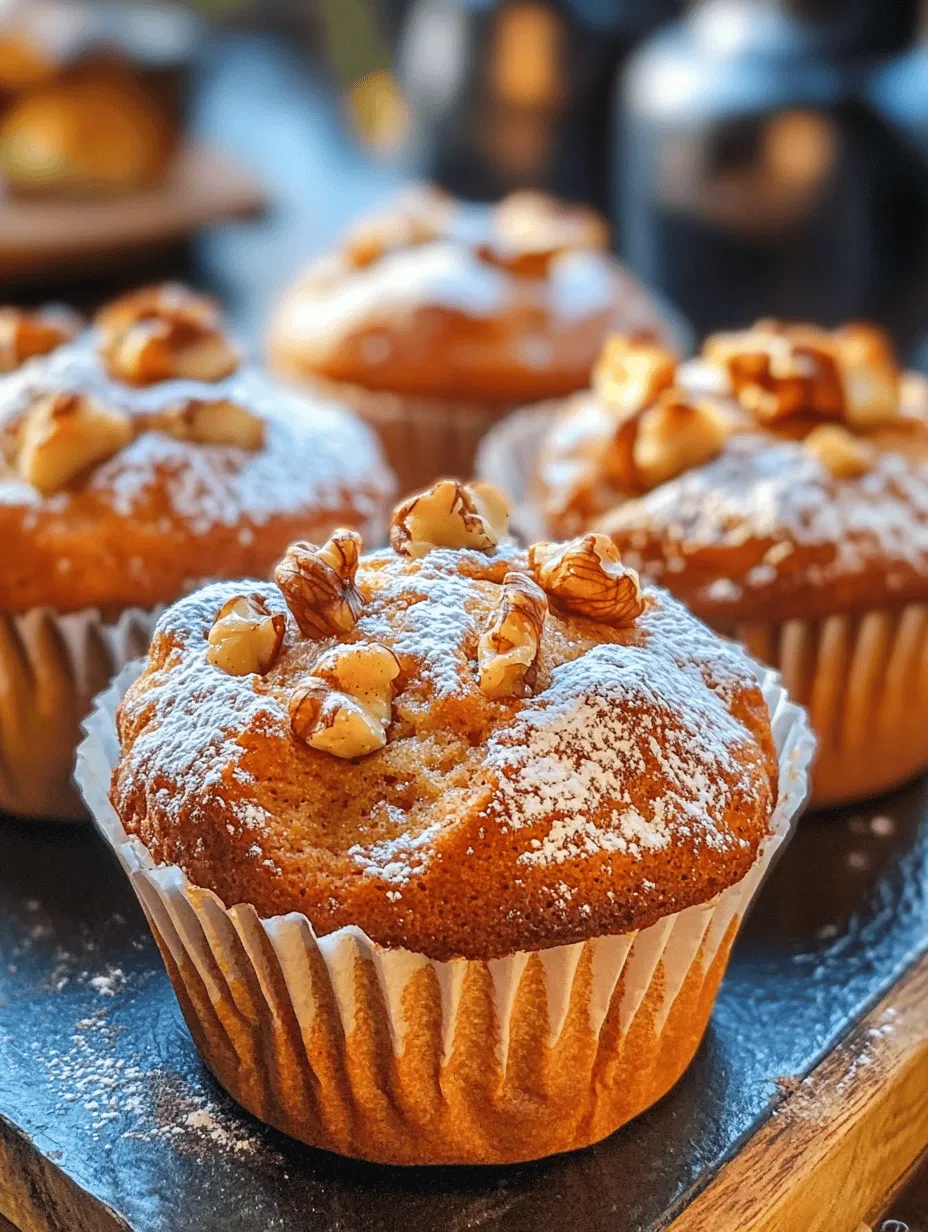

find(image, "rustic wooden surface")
[668,952,928,1232]
[0,143,265,281]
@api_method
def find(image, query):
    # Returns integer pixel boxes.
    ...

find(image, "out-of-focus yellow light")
[348,68,410,154]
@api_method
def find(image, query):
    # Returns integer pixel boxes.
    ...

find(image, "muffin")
[504,321,928,806]
[76,480,812,1164]
[268,186,685,495]
[0,285,394,820]
[0,62,174,196]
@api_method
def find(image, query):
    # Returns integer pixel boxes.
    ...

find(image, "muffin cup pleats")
[289,373,525,496]
[733,606,928,807]
[75,663,813,1164]
[0,604,161,821]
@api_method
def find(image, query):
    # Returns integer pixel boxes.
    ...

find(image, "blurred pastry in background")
[0,62,173,195]
[0,1,198,197]
[0,283,395,820]
[268,185,685,494]
[487,321,928,807]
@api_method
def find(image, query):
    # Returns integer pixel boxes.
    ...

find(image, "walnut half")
[96,283,239,386]
[206,594,285,676]
[274,531,363,639]
[290,641,401,759]
[804,424,875,479]
[632,391,733,489]
[0,306,79,374]
[529,534,644,626]
[478,571,547,700]
[149,399,265,450]
[391,479,509,558]
[16,392,133,494]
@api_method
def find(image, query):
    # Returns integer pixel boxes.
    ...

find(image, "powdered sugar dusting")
[602,433,928,601]
[0,332,393,533]
[484,611,763,867]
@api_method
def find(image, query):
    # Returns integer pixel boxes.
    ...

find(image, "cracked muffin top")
[112,479,778,961]
[0,285,395,613]
[268,186,682,406]
[536,322,928,624]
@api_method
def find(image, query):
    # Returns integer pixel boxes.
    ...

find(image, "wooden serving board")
[1,780,928,1232]
[0,143,266,282]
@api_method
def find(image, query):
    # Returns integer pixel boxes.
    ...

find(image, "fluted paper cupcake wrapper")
[293,373,527,497]
[478,406,928,807]
[75,662,813,1164]
[0,604,162,821]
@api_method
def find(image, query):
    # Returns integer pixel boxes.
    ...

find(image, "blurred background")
[1,0,927,363]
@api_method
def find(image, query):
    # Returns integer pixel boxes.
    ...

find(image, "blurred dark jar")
[398,0,680,211]
[617,0,886,338]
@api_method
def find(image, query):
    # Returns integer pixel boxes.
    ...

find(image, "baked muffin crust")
[113,495,778,961]
[269,187,681,406]
[537,326,928,624]
[0,301,394,614]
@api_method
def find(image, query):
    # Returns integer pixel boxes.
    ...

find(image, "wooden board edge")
[0,1115,128,1232]
[667,950,928,1232]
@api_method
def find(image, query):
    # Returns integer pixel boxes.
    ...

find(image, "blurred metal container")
[398,0,680,210]
[617,0,894,338]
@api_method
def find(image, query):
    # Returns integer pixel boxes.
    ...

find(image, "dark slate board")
[1,778,927,1232]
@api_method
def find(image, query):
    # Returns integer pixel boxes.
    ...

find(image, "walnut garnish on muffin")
[704,319,902,432]
[631,390,734,490]
[14,392,133,494]
[0,306,79,373]
[289,642,401,758]
[96,283,240,386]
[391,479,509,558]
[803,423,875,479]
[486,190,610,276]
[275,531,364,638]
[147,398,265,450]
[529,533,644,625]
[478,570,547,699]
[592,335,677,421]
[206,594,286,677]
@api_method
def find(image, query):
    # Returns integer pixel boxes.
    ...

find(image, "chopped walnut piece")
[290,641,401,759]
[478,571,547,700]
[311,642,401,725]
[704,320,845,424]
[274,531,363,639]
[149,399,265,450]
[804,424,875,479]
[529,533,644,626]
[0,307,78,373]
[390,479,509,558]
[96,283,239,386]
[290,684,388,759]
[206,594,285,676]
[488,192,609,276]
[632,390,733,489]
[16,392,133,494]
[343,191,445,268]
[832,324,900,428]
[592,336,677,423]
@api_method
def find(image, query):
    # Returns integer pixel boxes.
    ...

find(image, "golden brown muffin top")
[268,186,681,406]
[0,285,395,614]
[113,480,778,961]
[537,323,928,623]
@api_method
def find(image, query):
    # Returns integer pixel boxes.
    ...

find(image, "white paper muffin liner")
[74,661,813,1164]
[0,604,162,820]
